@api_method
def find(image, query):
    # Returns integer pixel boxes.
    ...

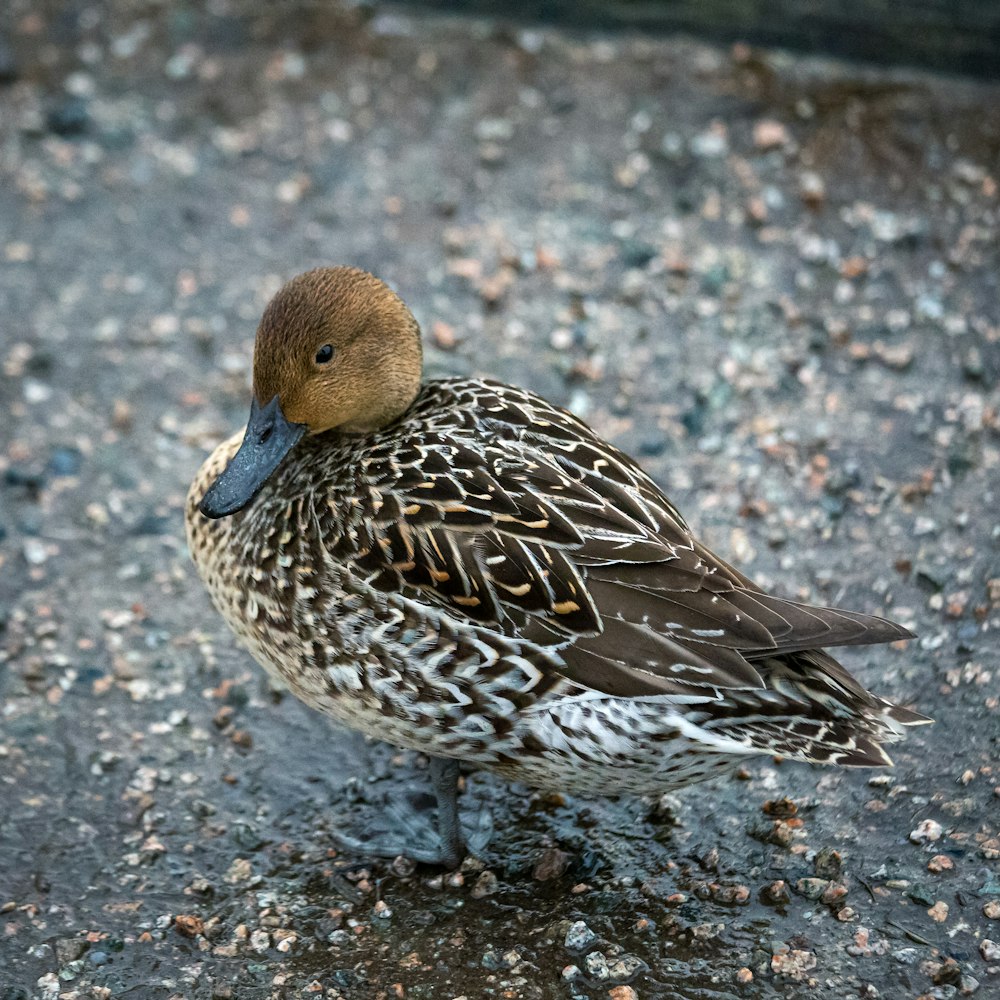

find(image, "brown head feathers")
[252,267,423,434]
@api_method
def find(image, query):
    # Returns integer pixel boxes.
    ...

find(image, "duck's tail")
[693,649,931,767]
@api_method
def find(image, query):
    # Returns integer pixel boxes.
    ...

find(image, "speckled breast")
[185,434,557,765]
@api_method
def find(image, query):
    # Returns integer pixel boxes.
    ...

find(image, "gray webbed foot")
[333,757,492,869]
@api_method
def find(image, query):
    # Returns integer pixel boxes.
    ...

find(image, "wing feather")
[334,379,913,698]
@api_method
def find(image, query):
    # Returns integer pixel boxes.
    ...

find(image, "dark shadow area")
[393,0,1000,77]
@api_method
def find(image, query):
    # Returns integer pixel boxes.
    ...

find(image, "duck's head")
[199,266,422,518]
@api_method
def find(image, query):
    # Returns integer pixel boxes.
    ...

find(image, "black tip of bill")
[199,395,306,519]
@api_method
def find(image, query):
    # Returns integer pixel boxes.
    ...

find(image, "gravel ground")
[1,3,999,999]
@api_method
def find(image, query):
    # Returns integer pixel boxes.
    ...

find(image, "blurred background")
[1,3,998,999]
[400,0,1000,77]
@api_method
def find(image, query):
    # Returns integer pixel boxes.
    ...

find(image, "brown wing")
[333,379,912,697]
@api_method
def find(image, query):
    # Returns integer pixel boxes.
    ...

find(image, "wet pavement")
[1,2,999,998]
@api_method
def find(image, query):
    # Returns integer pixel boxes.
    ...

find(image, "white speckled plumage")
[187,269,928,812]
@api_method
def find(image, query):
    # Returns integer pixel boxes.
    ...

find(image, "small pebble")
[931,957,962,985]
[715,884,751,904]
[927,901,949,922]
[771,947,817,980]
[847,927,872,957]
[764,880,789,904]
[767,820,795,847]
[795,878,828,900]
[391,855,416,878]
[821,882,849,906]
[689,125,728,158]
[533,846,569,881]
[910,819,943,844]
[501,948,521,969]
[249,928,270,953]
[908,884,936,906]
[763,797,798,818]
[607,955,646,981]
[174,914,204,937]
[961,974,981,994]
[927,855,953,873]
[431,321,456,350]
[470,870,498,898]
[23,539,48,565]
[799,171,826,207]
[814,848,843,879]
[565,919,598,952]
[753,119,789,150]
[54,938,87,964]
[585,951,610,982]
[608,987,638,1000]
[47,96,89,135]
[49,446,83,476]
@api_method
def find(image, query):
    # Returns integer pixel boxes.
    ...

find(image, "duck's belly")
[191,518,745,796]
[230,602,744,797]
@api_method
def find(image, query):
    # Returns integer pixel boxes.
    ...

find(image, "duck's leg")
[429,756,463,869]
[333,756,489,869]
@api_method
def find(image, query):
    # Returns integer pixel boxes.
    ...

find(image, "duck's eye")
[315,344,334,364]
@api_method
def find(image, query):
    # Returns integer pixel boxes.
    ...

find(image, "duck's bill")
[199,395,306,519]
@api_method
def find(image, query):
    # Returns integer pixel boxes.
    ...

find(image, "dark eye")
[315,344,334,364]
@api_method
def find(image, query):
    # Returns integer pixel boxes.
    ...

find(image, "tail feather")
[718,715,899,767]
[733,591,916,656]
[691,647,931,768]
[884,703,933,728]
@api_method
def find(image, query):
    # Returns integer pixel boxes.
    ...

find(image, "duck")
[186,265,929,868]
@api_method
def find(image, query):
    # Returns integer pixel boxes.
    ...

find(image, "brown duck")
[186,266,928,867]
